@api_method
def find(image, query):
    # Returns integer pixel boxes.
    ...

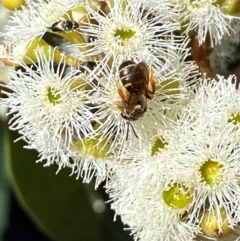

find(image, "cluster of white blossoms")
[1,0,240,240]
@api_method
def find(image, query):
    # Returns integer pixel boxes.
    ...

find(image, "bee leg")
[126,122,138,140]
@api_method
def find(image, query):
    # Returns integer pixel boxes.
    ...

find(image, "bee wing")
[136,61,149,81]
[137,62,155,99]
[138,94,147,111]
[49,20,63,32]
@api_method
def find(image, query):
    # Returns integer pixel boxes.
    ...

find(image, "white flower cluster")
[1,0,240,240]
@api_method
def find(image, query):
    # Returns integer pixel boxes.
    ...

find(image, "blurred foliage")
[5,128,132,241]
[0,120,10,240]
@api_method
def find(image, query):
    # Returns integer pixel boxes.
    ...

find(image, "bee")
[78,61,97,73]
[50,20,79,32]
[117,60,155,121]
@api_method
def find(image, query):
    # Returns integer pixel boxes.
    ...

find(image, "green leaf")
[0,121,11,239]
[7,130,106,241]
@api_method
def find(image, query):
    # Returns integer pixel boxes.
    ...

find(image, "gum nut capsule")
[201,208,232,238]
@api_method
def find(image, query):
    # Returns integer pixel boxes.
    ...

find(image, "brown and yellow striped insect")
[117,60,155,121]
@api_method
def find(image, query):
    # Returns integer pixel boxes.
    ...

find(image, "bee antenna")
[126,122,138,140]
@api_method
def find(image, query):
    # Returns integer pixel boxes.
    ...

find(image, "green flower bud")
[201,208,232,238]
[214,0,240,15]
